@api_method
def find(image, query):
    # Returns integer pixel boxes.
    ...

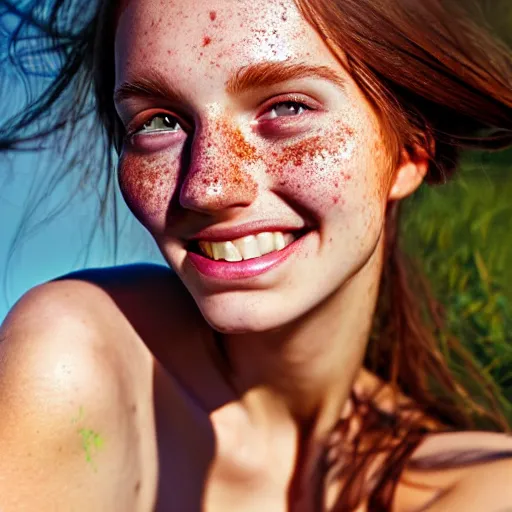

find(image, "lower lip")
[186,234,307,280]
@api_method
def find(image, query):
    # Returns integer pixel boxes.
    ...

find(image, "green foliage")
[401,150,512,421]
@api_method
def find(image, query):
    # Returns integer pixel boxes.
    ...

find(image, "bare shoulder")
[0,263,180,375]
[0,271,138,390]
[395,431,512,512]
[0,263,200,413]
[0,263,193,511]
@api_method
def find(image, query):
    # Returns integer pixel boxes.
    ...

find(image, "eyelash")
[128,98,315,138]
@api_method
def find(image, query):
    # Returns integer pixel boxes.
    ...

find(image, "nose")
[179,122,259,215]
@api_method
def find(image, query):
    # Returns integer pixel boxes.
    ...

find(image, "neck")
[222,236,385,441]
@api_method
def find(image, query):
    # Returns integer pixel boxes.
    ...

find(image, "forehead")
[114,0,340,87]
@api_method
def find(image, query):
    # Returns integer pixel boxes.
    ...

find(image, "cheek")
[264,121,389,217]
[261,119,393,260]
[118,150,181,229]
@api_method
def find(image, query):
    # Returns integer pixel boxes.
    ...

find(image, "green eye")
[141,114,182,133]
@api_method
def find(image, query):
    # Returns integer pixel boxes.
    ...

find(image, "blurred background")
[0,2,511,413]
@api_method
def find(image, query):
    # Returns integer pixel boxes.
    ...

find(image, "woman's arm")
[0,281,146,512]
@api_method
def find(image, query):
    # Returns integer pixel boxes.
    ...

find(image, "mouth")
[185,227,311,281]
[187,229,308,262]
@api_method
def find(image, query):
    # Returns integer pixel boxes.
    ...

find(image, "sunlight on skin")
[113,0,432,507]
[114,0,397,334]
[114,0,426,455]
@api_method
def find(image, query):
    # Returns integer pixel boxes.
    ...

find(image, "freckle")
[119,155,176,217]
[196,119,259,204]
[134,481,141,495]
[202,35,212,47]
[209,10,217,21]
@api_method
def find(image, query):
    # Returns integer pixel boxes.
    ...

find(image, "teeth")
[256,232,275,255]
[233,235,260,260]
[274,232,286,251]
[198,231,297,261]
[223,241,243,262]
[198,241,214,259]
[210,241,242,262]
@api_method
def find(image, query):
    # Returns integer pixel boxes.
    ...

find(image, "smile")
[197,231,296,261]
[186,229,310,280]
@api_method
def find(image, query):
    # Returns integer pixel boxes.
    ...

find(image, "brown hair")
[2,0,512,509]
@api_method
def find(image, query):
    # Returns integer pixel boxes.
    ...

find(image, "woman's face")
[114,0,414,333]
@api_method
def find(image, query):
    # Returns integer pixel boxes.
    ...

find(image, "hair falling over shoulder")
[1,0,512,509]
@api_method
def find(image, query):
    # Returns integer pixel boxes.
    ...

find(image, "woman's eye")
[138,114,183,134]
[260,101,310,120]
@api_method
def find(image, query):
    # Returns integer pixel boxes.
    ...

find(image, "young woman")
[1,0,512,510]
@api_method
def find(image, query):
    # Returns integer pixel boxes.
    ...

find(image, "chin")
[191,290,309,334]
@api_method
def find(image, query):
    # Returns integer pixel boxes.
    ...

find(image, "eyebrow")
[113,61,347,105]
[225,61,347,95]
[113,68,189,106]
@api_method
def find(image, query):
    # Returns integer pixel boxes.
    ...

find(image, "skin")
[0,0,511,511]
[114,0,425,479]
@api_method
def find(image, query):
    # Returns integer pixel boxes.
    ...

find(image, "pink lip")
[188,220,305,242]
[186,234,307,280]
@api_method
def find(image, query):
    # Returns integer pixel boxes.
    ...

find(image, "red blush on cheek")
[118,153,179,222]
[264,126,354,197]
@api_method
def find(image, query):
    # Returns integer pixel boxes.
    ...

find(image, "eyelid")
[256,93,323,119]
[126,110,190,136]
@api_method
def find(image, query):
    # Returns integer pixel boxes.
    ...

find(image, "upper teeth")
[198,232,296,261]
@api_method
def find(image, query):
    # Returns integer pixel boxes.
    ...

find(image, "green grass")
[401,150,512,416]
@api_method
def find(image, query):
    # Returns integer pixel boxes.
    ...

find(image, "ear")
[388,147,429,201]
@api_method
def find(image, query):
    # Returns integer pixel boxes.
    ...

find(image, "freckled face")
[114,0,393,332]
